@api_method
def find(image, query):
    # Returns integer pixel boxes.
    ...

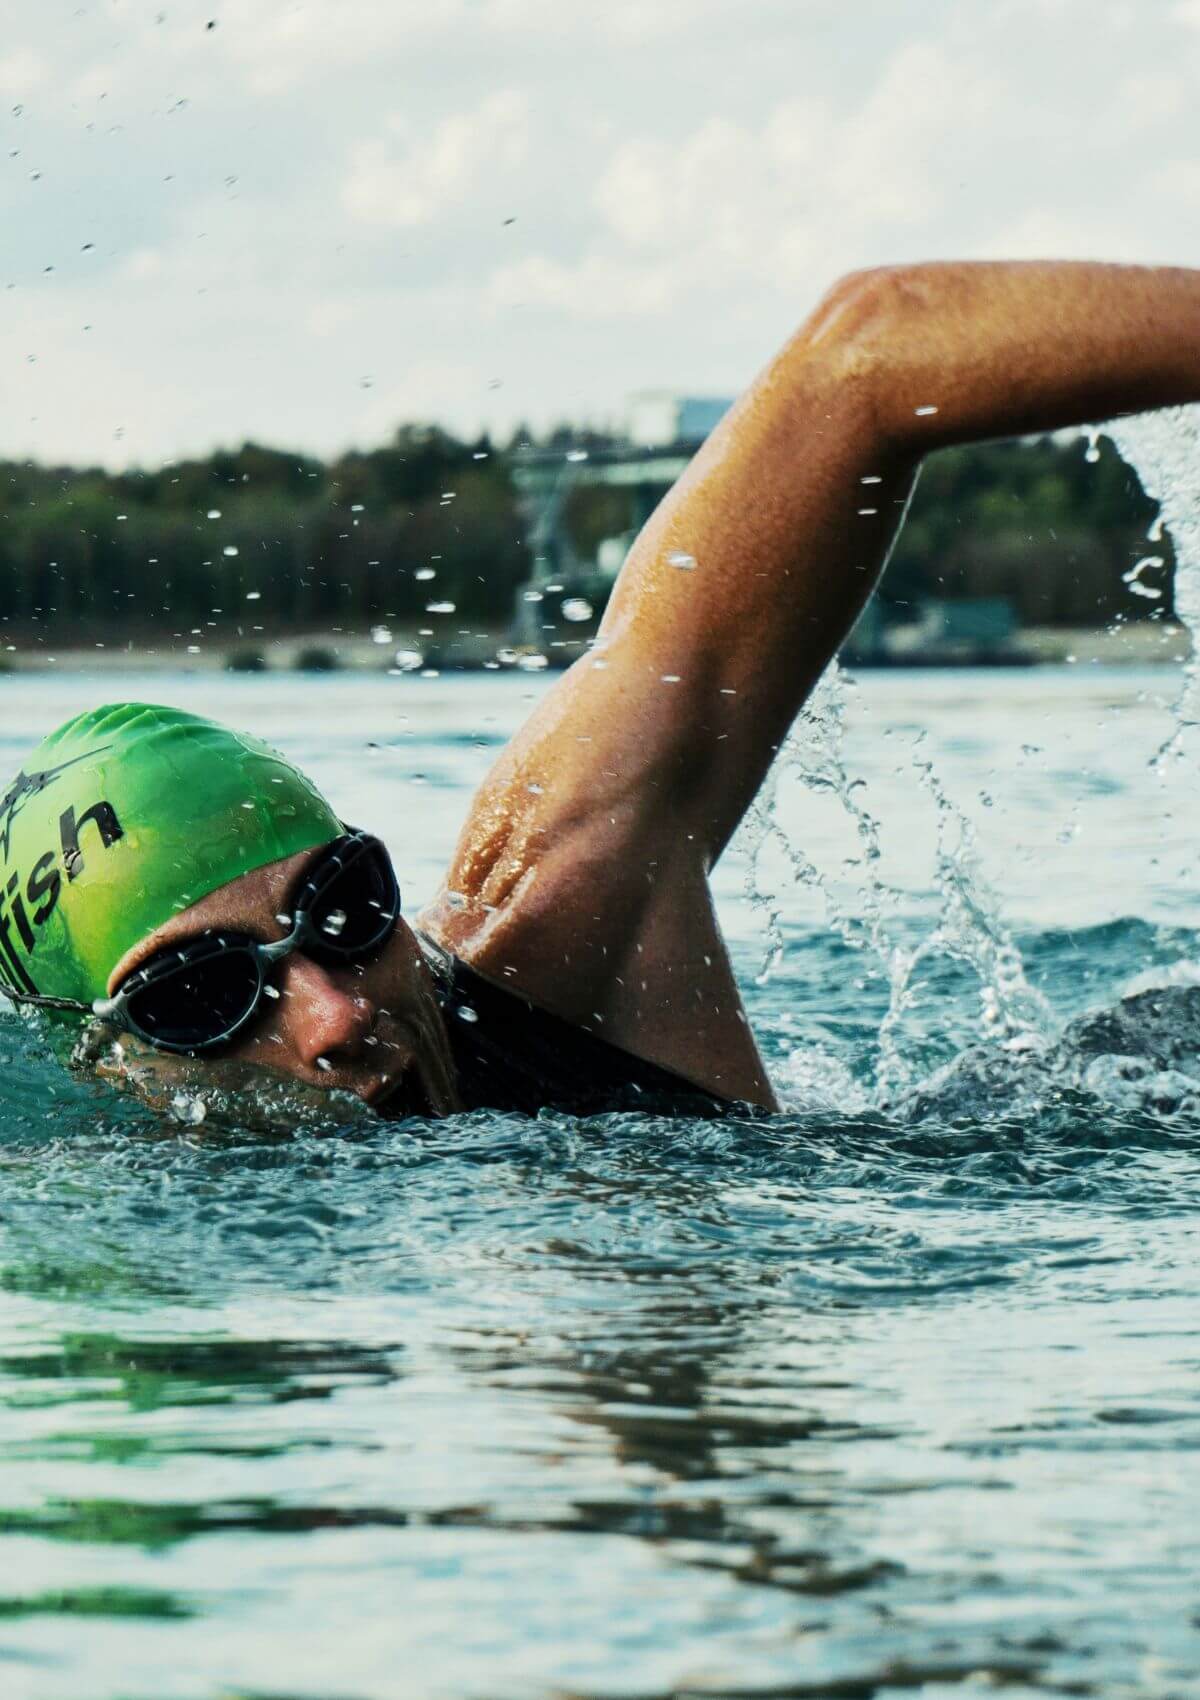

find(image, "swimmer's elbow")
[807,266,897,338]
[803,263,967,440]
[807,265,939,367]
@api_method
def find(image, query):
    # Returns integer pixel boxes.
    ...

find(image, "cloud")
[1116,71,1187,127]
[492,39,1002,321]
[215,0,428,95]
[488,253,676,317]
[1147,157,1200,206]
[343,93,530,229]
[0,49,46,98]
[6,0,1200,465]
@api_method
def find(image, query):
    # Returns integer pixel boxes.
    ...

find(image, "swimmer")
[4,261,1200,1117]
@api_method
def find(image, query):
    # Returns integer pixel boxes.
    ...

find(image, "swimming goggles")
[15,830,400,1056]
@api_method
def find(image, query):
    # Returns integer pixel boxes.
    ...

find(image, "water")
[2,662,1200,1699]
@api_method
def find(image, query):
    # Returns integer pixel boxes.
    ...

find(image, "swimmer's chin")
[78,1027,436,1134]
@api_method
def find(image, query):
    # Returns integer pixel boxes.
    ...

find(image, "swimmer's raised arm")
[428,261,1200,1101]
[623,262,1200,846]
[495,261,1200,857]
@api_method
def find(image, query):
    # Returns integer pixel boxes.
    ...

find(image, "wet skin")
[105,843,462,1118]
[108,264,1200,1113]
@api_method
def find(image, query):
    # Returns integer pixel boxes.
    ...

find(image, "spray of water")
[1105,406,1200,776]
[737,661,1049,1105]
[748,411,1200,1115]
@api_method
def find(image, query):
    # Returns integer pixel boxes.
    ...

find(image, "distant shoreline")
[0,621,1189,675]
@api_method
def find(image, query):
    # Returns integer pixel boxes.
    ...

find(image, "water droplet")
[667,550,696,571]
[223,544,238,557]
[517,653,548,671]
[322,908,347,937]
[392,648,423,672]
[315,1056,333,1071]
[526,782,544,794]
[1122,555,1165,600]
[370,624,392,644]
[207,508,221,519]
[426,600,455,614]
[457,1004,479,1023]
[415,567,436,581]
[914,404,939,417]
[565,449,588,462]
[561,597,593,622]
[523,589,544,603]
[661,674,681,683]
[245,590,261,601]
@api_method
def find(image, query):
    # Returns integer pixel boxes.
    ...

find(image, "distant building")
[627,393,732,450]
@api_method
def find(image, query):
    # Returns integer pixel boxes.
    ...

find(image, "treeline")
[885,434,1171,623]
[0,426,1173,647]
[0,427,530,643]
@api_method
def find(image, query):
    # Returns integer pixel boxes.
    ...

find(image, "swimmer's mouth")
[370,1066,435,1120]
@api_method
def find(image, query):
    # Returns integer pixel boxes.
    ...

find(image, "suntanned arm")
[424,262,1200,1104]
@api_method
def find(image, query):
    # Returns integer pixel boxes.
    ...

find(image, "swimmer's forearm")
[840,261,1200,448]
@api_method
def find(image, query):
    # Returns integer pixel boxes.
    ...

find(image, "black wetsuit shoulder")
[418,933,733,1118]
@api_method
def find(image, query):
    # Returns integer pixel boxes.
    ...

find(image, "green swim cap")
[0,703,342,1005]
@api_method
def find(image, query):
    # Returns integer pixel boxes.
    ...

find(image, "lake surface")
[2,665,1199,1700]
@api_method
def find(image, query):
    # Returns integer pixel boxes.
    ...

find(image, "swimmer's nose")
[282,954,376,1066]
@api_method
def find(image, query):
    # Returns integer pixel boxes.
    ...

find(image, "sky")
[3,0,1200,468]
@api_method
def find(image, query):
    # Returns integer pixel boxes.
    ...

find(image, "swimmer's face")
[104,844,461,1117]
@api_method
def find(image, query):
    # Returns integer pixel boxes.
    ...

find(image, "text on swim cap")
[0,797,124,996]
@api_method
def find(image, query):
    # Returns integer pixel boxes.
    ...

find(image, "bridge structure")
[508,396,732,654]
[508,446,698,652]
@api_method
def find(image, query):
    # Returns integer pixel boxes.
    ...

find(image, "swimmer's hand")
[78,1025,379,1136]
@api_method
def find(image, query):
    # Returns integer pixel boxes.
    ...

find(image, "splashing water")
[740,412,1200,1109]
[1106,406,1200,775]
[4,668,1200,1697]
[737,662,1048,1103]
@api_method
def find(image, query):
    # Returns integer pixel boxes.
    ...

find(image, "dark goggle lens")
[124,948,262,1050]
[302,843,398,959]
